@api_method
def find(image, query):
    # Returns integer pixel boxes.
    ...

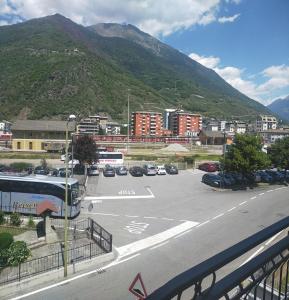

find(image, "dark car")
[74,164,85,175]
[50,168,59,177]
[129,166,144,177]
[58,168,72,177]
[34,166,49,175]
[265,170,284,183]
[198,163,218,172]
[217,173,236,188]
[103,166,115,177]
[116,166,128,176]
[280,170,289,183]
[202,173,222,187]
[255,170,274,183]
[164,164,179,175]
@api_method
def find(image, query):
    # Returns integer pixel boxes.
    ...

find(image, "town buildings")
[255,115,277,131]
[130,111,163,136]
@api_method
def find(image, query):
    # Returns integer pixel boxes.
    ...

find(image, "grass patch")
[0,152,59,159]
[0,226,28,236]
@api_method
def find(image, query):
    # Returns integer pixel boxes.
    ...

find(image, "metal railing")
[0,242,104,285]
[89,218,112,253]
[147,215,289,300]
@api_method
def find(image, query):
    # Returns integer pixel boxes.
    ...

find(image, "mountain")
[268,95,289,122]
[0,14,270,121]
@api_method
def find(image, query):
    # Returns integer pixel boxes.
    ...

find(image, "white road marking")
[196,220,210,227]
[258,193,265,196]
[239,201,247,206]
[116,221,199,258]
[162,217,174,221]
[174,229,192,239]
[267,190,274,193]
[240,246,264,267]
[114,253,140,265]
[228,207,236,212]
[125,215,139,218]
[212,213,224,220]
[250,196,257,200]
[149,241,169,250]
[143,216,157,219]
[85,212,119,217]
[88,194,154,201]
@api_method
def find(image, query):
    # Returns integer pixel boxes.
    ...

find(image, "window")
[29,142,33,150]
[17,142,21,150]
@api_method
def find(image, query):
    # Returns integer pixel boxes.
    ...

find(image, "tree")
[7,241,31,266]
[269,137,289,171]
[221,134,270,177]
[73,135,98,165]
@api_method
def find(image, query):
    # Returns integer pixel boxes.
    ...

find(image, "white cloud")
[218,13,240,23]
[2,0,233,36]
[0,20,9,26]
[189,52,289,105]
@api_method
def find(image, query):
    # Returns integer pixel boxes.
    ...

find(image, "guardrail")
[147,215,289,300]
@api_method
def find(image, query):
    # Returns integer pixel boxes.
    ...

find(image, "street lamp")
[126,89,130,153]
[64,114,76,278]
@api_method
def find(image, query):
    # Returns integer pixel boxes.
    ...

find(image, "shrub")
[183,155,196,166]
[27,215,35,228]
[0,210,5,225]
[10,212,21,227]
[0,232,14,250]
[9,162,33,172]
[7,241,31,266]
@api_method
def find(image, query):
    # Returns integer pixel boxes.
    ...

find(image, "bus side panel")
[1,191,11,212]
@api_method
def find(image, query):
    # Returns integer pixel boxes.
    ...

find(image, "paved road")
[3,170,289,300]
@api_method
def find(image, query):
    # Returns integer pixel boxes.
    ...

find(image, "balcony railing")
[147,215,289,300]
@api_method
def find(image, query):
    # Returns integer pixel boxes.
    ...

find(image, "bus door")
[0,191,11,210]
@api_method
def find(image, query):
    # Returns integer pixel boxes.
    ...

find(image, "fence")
[147,215,289,299]
[0,242,103,285]
[89,218,112,253]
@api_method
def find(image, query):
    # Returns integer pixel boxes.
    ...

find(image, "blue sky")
[1,0,289,105]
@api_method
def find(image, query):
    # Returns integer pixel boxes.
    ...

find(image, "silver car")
[88,165,99,176]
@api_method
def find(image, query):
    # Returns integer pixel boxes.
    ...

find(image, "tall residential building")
[256,115,277,131]
[131,111,163,136]
[169,111,202,136]
[163,109,176,129]
[76,115,108,135]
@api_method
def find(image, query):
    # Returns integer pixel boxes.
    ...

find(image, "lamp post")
[126,89,130,153]
[64,114,76,278]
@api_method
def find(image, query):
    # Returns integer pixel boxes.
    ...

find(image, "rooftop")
[11,120,76,132]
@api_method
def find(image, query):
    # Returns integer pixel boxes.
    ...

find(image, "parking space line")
[162,217,174,221]
[212,213,224,220]
[143,216,157,219]
[149,241,169,250]
[86,212,119,217]
[196,220,210,227]
[250,196,257,200]
[125,215,139,218]
[267,190,274,193]
[239,201,247,206]
[227,207,236,212]
[258,193,265,196]
[174,229,192,239]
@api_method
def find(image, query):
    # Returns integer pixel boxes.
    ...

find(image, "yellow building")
[11,120,75,152]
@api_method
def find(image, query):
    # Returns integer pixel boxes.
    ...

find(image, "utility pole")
[127,89,130,153]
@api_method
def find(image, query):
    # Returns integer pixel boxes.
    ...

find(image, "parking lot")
[79,169,280,249]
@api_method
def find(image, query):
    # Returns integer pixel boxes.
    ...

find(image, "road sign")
[129,273,148,299]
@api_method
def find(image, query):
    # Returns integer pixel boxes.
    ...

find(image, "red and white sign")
[129,273,148,299]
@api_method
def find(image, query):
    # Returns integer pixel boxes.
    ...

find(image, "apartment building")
[76,115,108,135]
[168,111,202,136]
[131,111,163,136]
[255,115,277,131]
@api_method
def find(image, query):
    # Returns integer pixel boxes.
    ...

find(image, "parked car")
[217,173,235,188]
[74,163,85,175]
[60,153,72,161]
[129,166,144,177]
[116,166,128,176]
[143,164,157,176]
[58,168,72,177]
[34,166,49,175]
[50,168,59,177]
[265,170,284,183]
[202,173,222,187]
[279,170,289,183]
[164,164,179,175]
[68,159,79,168]
[157,165,166,175]
[255,170,274,183]
[198,162,218,172]
[88,165,99,176]
[103,165,115,177]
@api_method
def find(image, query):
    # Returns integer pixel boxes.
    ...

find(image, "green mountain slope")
[0,14,270,121]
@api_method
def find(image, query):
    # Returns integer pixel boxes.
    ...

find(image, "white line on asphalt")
[240,246,265,267]
[227,207,236,212]
[149,241,169,250]
[239,201,247,206]
[265,231,283,246]
[143,216,157,219]
[162,217,174,221]
[180,219,190,222]
[212,213,224,220]
[196,220,210,227]
[113,253,140,265]
[125,215,139,218]
[258,193,265,196]
[267,190,274,193]
[116,221,199,258]
[173,229,192,239]
[85,212,119,217]
[87,194,155,201]
[250,196,257,200]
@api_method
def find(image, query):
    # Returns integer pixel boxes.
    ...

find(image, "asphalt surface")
[3,170,289,300]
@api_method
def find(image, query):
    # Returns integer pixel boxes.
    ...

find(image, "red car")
[198,162,218,172]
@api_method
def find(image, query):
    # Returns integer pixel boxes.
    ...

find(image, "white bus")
[0,174,81,218]
[97,152,124,168]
